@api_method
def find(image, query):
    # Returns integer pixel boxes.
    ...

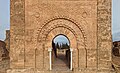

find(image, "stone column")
[70,48,73,70]
[48,48,52,70]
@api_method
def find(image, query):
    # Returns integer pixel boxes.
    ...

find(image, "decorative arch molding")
[37,16,87,47]
[45,25,78,49]
[45,25,77,44]
[36,17,88,69]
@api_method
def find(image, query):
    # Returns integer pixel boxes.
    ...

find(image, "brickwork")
[8,0,115,73]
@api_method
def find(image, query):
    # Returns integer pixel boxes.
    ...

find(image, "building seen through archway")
[52,34,70,70]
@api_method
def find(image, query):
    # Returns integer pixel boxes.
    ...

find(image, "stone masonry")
[8,0,115,73]
[0,40,10,73]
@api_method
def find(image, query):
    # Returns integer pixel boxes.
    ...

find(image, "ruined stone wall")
[0,60,10,73]
[0,41,10,73]
[5,30,10,52]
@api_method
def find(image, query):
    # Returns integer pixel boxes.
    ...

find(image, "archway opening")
[52,34,71,70]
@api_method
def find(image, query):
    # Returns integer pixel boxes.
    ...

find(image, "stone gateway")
[9,0,115,73]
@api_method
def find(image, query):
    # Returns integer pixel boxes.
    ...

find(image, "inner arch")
[53,34,70,47]
[52,34,71,70]
[41,19,86,70]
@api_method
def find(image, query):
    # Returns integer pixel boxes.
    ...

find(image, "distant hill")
[112,32,120,42]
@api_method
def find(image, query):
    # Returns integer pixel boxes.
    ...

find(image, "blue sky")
[0,0,120,41]
[112,0,120,34]
[0,0,10,40]
[54,35,70,45]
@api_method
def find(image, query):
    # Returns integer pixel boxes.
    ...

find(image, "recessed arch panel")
[37,18,87,70]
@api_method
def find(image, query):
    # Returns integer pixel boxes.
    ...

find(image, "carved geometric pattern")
[37,17,87,46]
[37,17,87,69]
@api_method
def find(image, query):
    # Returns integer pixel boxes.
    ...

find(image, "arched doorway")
[37,18,86,70]
[52,34,70,70]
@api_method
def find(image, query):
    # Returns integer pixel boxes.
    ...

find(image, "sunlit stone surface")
[8,0,115,73]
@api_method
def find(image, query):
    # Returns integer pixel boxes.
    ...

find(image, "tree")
[56,42,59,49]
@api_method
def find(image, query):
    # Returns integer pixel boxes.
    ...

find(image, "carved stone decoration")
[8,0,115,73]
[36,18,87,70]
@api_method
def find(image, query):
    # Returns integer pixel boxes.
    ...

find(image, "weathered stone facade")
[9,0,115,73]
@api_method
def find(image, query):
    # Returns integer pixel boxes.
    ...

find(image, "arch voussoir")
[37,18,87,70]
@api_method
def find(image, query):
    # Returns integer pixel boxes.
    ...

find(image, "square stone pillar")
[97,0,113,72]
[10,0,25,69]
